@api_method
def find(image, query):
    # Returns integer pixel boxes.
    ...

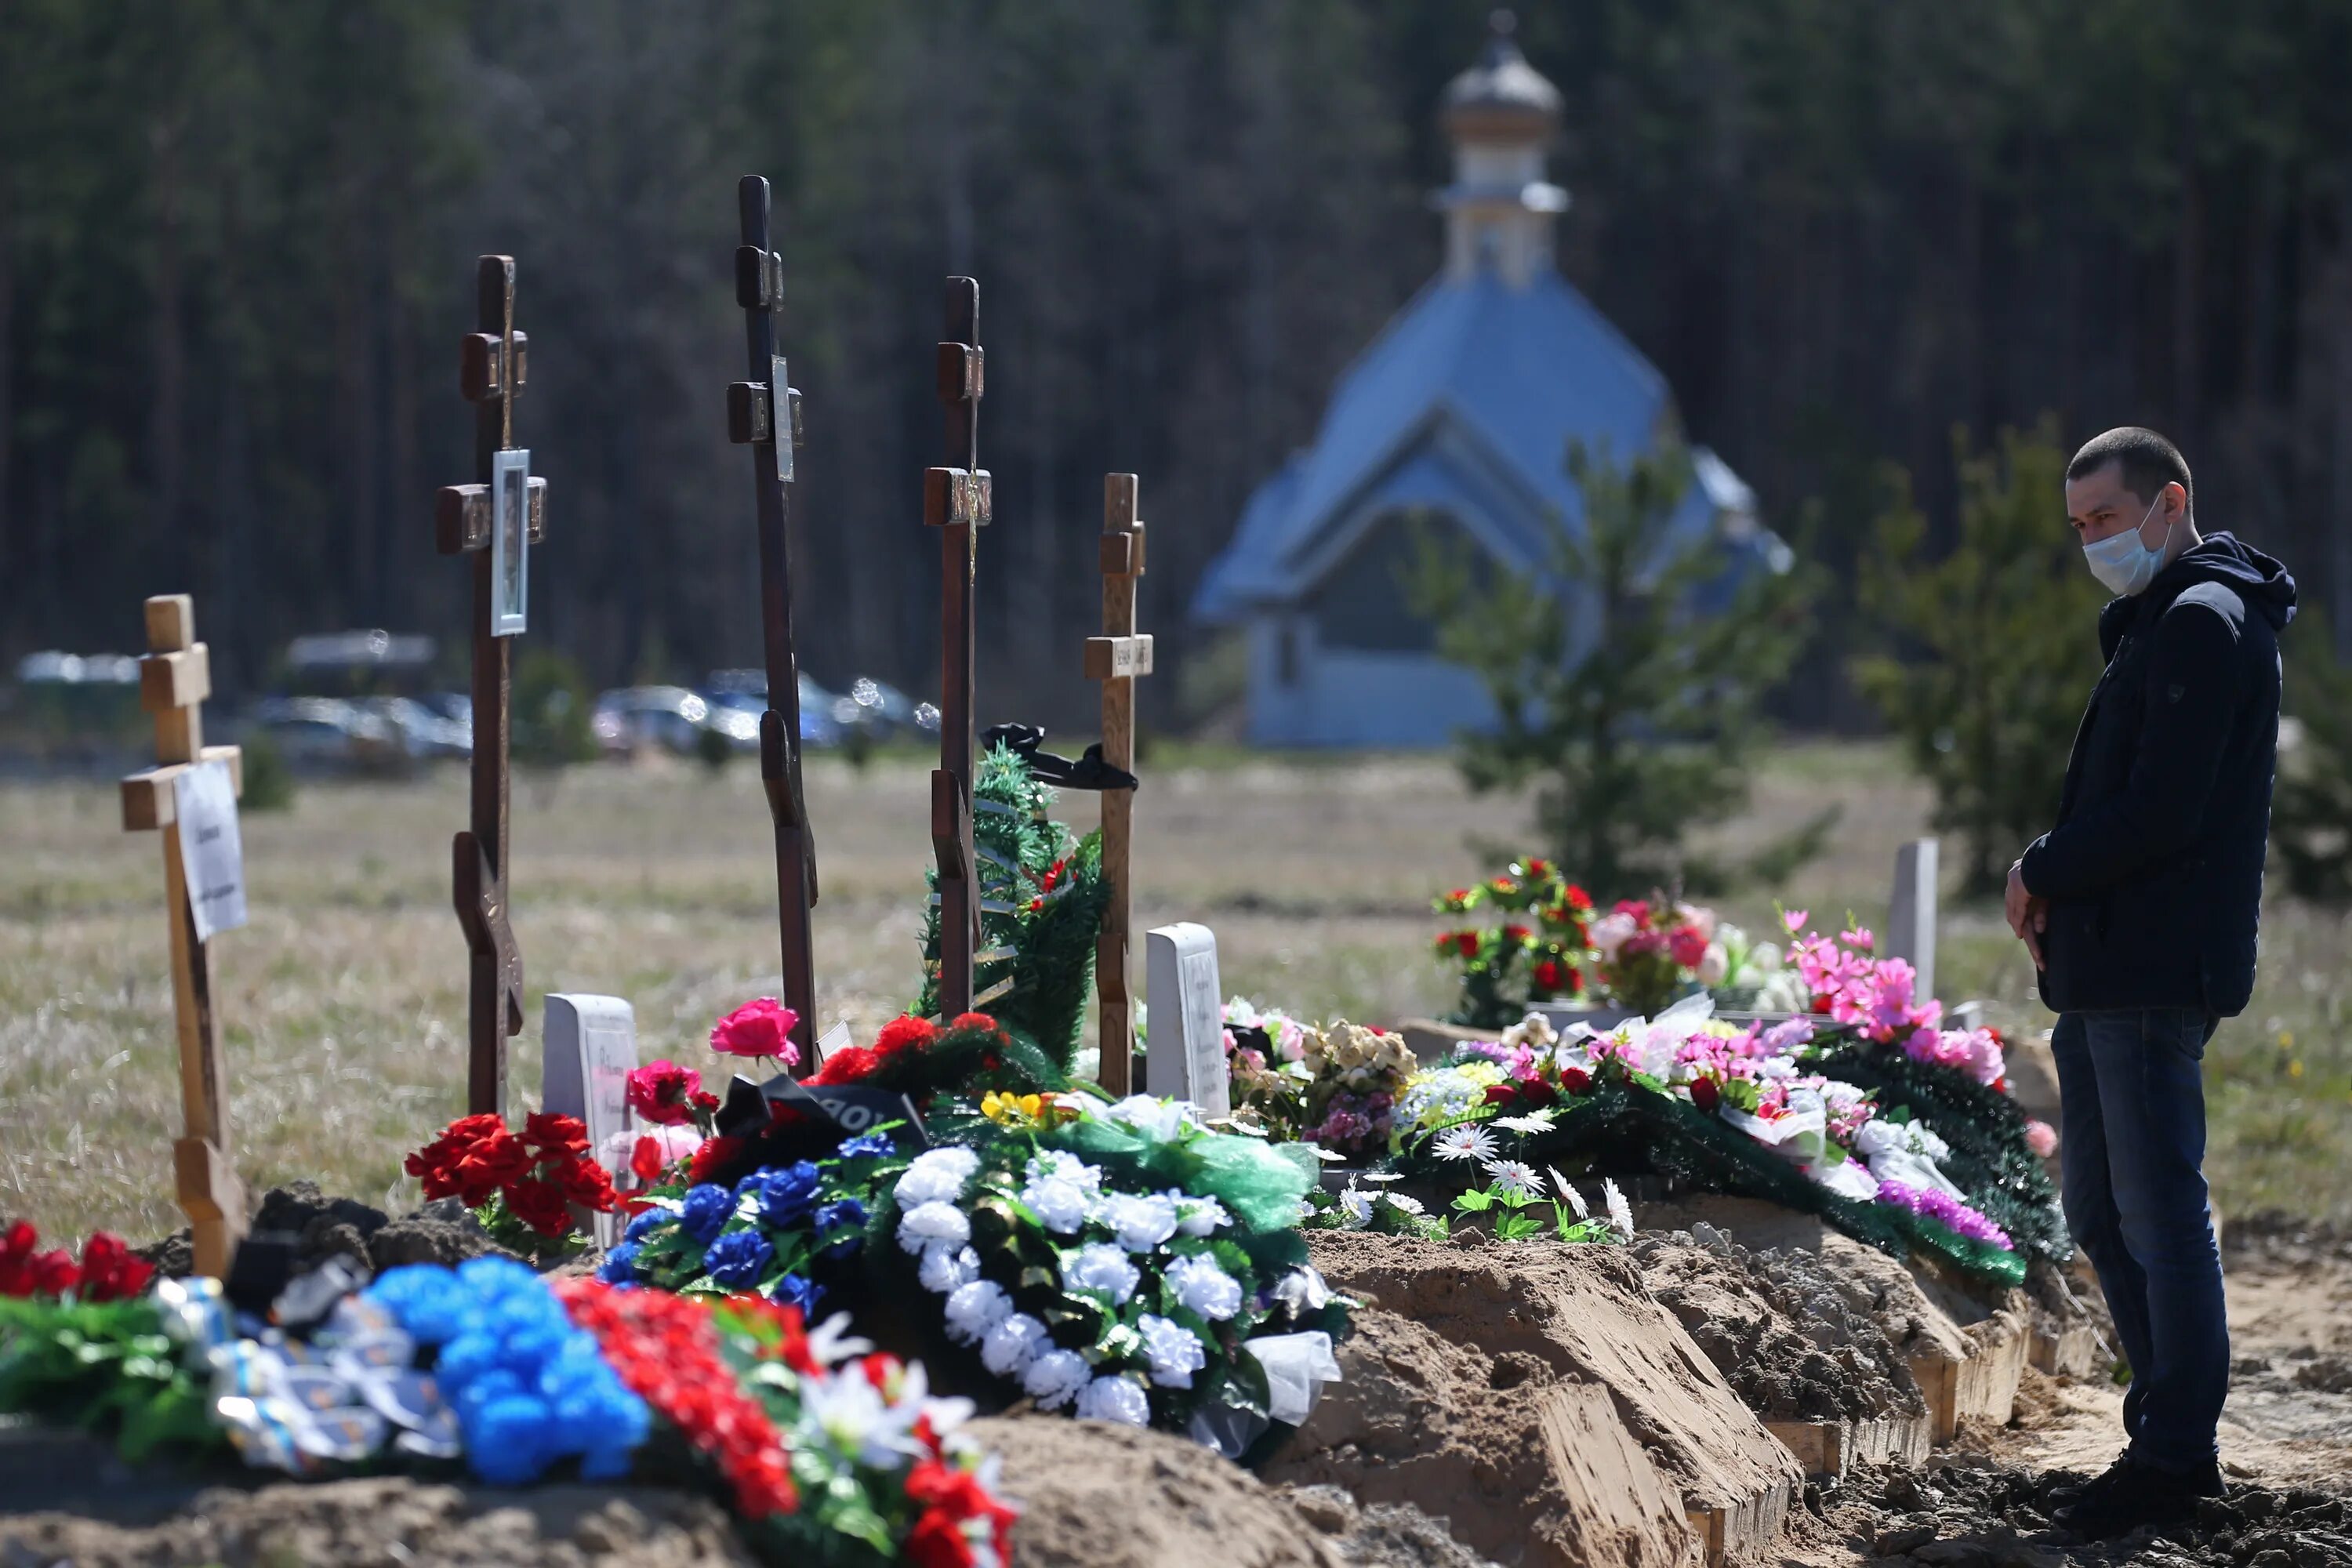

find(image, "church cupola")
[1436,10,1566,289]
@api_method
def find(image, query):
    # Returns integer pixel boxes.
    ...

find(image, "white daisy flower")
[1550,1170,1588,1218]
[1432,1124,1499,1163]
[1383,1192,1426,1216]
[1602,1178,1635,1239]
[1354,1172,1404,1185]
[1338,1187,1375,1230]
[1482,1159,1544,1199]
[1492,1112,1558,1135]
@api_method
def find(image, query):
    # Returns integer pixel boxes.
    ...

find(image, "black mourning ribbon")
[980,724,1138,792]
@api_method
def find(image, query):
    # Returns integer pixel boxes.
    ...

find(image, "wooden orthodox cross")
[725,175,818,1072]
[119,594,246,1278]
[434,256,546,1116]
[1087,476,1155,1094]
[924,278,990,1016]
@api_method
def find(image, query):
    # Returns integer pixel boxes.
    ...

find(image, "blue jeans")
[2050,1007,2229,1472]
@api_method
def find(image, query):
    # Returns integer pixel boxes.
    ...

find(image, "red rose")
[1688,1076,1720,1112]
[690,1090,720,1112]
[1559,1066,1593,1094]
[875,1015,940,1057]
[30,1250,80,1297]
[557,1154,619,1211]
[710,996,803,1069]
[1532,958,1565,993]
[811,1045,880,1085]
[625,1060,702,1127]
[688,1136,744,1186]
[1566,966,1586,996]
[631,1135,666,1184]
[1483,1083,1519,1106]
[1613,898,1650,924]
[1668,926,1709,970]
[523,1112,591,1157]
[76,1232,154,1302]
[1519,1079,1557,1109]
[1455,931,1481,959]
[1565,884,1594,913]
[504,1176,575,1238]
[1524,858,1551,877]
[1502,923,1533,946]
[948,1012,1001,1036]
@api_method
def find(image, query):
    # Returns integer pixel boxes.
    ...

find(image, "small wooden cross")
[1088,476,1155,1095]
[118,593,247,1279]
[434,256,546,1116]
[924,277,990,1017]
[724,175,818,1072]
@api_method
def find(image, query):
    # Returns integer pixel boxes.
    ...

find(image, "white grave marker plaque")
[1145,923,1229,1118]
[543,993,637,1247]
[1885,837,1940,1004]
[172,757,248,942]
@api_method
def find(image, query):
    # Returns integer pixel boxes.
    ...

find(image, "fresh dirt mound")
[0,1475,753,1567]
[971,1413,1343,1568]
[1268,1229,1806,1566]
[1279,1485,1505,1568]
[1631,1225,1926,1423]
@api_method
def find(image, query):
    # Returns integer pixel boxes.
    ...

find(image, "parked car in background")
[703,670,843,748]
[832,676,938,739]
[244,697,405,772]
[356,695,471,760]
[592,687,717,757]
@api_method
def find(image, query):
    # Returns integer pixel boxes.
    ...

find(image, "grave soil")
[1632,1227,1927,1424]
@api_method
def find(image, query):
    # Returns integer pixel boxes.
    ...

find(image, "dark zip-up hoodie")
[2022,532,2297,1017]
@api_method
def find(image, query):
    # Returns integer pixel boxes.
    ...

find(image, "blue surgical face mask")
[2081,488,2173,597]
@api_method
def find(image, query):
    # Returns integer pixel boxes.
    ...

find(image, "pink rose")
[710,997,803,1066]
[2024,1119,2058,1158]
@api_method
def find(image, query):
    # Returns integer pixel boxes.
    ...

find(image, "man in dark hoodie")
[2005,426,2297,1537]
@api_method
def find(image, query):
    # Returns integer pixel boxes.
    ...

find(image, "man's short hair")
[2067,426,2193,514]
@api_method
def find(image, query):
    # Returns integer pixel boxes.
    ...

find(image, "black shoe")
[2046,1450,2135,1510]
[2054,1452,2224,1539]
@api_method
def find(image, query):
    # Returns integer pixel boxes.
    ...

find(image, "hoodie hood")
[2157,532,2298,630]
[2101,531,2297,652]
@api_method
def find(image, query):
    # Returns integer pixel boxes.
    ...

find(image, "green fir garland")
[916,743,1111,1070]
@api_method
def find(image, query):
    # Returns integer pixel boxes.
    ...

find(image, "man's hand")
[2005,860,2049,969]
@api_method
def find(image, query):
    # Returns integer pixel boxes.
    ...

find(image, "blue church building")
[1192,16,1784,748]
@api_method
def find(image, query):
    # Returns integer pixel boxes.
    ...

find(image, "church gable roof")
[1195,268,1679,622]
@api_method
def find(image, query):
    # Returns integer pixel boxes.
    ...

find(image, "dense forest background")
[2,0,2348,728]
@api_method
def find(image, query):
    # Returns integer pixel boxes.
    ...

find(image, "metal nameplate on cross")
[434,255,546,1116]
[119,593,248,1279]
[725,173,820,1071]
[925,278,989,1015]
[1090,475,1153,1094]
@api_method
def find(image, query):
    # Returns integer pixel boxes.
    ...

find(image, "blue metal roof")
[1196,266,1755,623]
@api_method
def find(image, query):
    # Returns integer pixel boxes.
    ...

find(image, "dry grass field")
[4,742,2347,1242]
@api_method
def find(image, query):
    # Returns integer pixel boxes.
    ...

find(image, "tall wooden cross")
[725,175,818,1072]
[924,278,990,1017]
[434,256,546,1116]
[119,594,246,1279]
[1087,476,1155,1095]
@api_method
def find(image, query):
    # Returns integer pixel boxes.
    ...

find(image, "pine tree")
[1853,424,2108,895]
[2273,615,2352,903]
[914,742,1111,1070]
[1411,437,1824,899]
